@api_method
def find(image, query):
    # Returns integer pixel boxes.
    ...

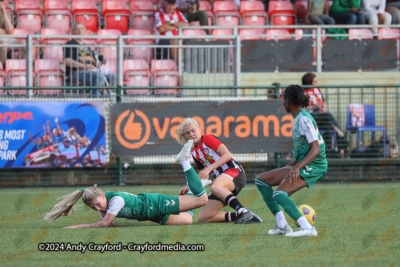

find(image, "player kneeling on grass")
[255,85,328,237]
[44,140,207,227]
[175,118,262,224]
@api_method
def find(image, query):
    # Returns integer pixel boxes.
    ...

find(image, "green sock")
[273,190,302,221]
[185,167,206,197]
[184,192,195,216]
[255,178,281,215]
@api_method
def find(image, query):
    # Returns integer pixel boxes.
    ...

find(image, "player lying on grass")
[44,140,208,227]
[175,118,262,224]
[255,85,328,237]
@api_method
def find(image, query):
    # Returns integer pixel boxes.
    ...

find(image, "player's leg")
[273,177,317,237]
[198,199,226,223]
[165,213,193,225]
[176,140,208,212]
[255,166,293,234]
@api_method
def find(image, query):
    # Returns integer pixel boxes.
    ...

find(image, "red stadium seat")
[190,1,214,26]
[15,0,43,33]
[34,59,64,95]
[126,29,155,62]
[130,1,156,33]
[0,62,5,95]
[6,59,36,95]
[266,29,291,40]
[43,0,72,33]
[40,28,69,63]
[151,59,179,95]
[102,0,131,34]
[213,1,240,26]
[268,1,296,33]
[72,0,100,33]
[348,28,374,40]
[124,59,151,94]
[240,1,267,26]
[97,29,121,61]
[211,28,233,41]
[82,29,98,48]
[11,29,38,60]
[295,0,308,24]
[239,28,265,40]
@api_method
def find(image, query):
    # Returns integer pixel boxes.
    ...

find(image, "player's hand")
[198,167,211,179]
[64,225,79,229]
[179,186,189,195]
[378,13,385,24]
[289,166,300,183]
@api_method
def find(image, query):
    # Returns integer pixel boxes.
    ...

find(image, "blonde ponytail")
[175,117,200,145]
[44,187,103,222]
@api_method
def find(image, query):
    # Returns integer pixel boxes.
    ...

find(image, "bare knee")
[198,213,211,223]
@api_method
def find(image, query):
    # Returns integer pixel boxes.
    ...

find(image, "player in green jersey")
[44,140,208,228]
[255,85,328,237]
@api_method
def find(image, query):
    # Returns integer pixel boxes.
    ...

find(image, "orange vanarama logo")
[115,109,151,149]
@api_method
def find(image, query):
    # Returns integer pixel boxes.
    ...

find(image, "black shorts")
[208,170,247,205]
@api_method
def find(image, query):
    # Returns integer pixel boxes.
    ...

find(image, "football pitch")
[0,183,399,266]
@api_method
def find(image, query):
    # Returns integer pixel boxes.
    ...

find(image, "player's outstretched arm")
[64,213,116,229]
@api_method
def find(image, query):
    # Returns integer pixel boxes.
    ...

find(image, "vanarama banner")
[111,101,294,156]
[0,102,106,168]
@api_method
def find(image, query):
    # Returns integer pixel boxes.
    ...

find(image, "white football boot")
[285,227,318,237]
[268,224,294,235]
[175,139,194,164]
[201,179,213,187]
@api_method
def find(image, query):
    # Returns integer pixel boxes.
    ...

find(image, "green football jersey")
[104,192,180,222]
[292,109,327,169]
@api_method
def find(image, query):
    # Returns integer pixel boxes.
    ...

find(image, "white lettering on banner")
[0,130,3,140]
[0,141,9,150]
[4,130,26,140]
[0,150,17,160]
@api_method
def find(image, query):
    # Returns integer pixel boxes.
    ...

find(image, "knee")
[198,194,208,206]
[209,184,220,195]
[198,213,210,223]
[348,14,358,24]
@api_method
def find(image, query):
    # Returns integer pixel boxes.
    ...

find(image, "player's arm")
[285,159,297,167]
[64,213,116,228]
[198,143,232,179]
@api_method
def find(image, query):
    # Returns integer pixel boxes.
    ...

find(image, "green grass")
[1,183,399,266]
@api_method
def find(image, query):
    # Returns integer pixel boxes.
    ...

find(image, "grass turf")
[0,183,399,266]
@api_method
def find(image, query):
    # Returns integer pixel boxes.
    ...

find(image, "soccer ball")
[293,204,316,227]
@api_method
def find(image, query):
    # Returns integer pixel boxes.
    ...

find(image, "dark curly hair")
[301,73,316,86]
[283,85,310,108]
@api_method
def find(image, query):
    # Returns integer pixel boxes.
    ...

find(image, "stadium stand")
[102,0,130,33]
[348,28,374,40]
[295,0,308,24]
[97,29,121,62]
[40,28,69,63]
[151,59,179,95]
[266,29,291,40]
[240,1,268,26]
[34,59,64,95]
[239,28,265,40]
[43,0,72,33]
[213,1,241,26]
[129,1,156,33]
[6,59,35,95]
[268,1,296,32]
[11,28,38,60]
[15,0,43,33]
[0,62,5,94]
[126,29,155,63]
[124,59,151,94]
[71,0,100,33]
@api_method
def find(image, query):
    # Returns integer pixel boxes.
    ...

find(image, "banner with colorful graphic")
[111,101,294,156]
[0,102,106,168]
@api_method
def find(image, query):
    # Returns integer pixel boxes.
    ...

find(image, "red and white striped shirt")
[191,134,242,179]
[154,8,187,43]
[305,87,325,113]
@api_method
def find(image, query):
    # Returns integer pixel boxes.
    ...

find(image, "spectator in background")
[155,0,189,62]
[301,73,346,151]
[64,23,116,97]
[305,0,335,24]
[160,0,210,34]
[386,0,400,24]
[362,0,391,35]
[330,0,366,25]
[0,2,25,67]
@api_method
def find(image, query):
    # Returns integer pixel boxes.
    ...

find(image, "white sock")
[238,207,245,214]
[181,160,191,172]
[297,216,312,230]
[275,211,288,229]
